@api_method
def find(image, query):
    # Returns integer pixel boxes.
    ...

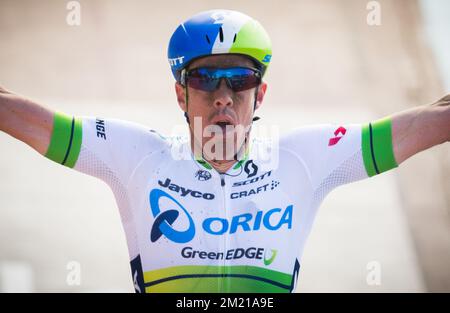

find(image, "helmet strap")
[252,85,260,122]
[239,86,260,160]
[184,84,190,124]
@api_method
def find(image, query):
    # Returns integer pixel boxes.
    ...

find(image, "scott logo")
[233,171,272,187]
[244,160,258,178]
[168,56,185,66]
[262,54,272,63]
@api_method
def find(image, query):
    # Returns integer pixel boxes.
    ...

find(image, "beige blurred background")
[0,0,449,292]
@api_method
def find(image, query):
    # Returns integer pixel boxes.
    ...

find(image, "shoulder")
[80,117,173,150]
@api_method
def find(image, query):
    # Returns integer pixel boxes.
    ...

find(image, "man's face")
[175,54,267,161]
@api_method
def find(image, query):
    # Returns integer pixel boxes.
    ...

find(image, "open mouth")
[210,115,236,134]
[214,121,234,133]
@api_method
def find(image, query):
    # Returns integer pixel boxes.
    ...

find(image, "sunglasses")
[181,67,262,92]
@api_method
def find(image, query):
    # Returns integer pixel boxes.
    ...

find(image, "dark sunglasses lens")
[187,69,219,92]
[187,68,260,92]
[229,71,260,92]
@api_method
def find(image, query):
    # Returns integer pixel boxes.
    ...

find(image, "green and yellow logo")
[263,249,278,266]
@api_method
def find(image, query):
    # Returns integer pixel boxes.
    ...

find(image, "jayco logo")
[158,178,215,200]
[149,189,294,244]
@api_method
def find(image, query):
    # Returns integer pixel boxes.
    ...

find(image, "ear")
[175,82,187,112]
[254,82,267,110]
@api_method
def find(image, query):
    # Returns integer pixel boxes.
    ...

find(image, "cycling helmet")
[168,9,272,82]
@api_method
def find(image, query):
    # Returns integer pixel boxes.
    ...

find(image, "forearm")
[391,95,450,164]
[0,86,54,155]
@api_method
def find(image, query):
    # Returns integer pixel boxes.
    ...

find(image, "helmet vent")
[233,33,237,43]
[219,27,224,42]
[205,34,211,44]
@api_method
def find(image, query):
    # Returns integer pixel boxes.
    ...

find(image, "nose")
[213,79,233,108]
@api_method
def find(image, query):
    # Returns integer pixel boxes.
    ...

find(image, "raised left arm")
[390,94,450,165]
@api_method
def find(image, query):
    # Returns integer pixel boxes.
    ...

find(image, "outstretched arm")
[391,94,450,165]
[0,85,54,155]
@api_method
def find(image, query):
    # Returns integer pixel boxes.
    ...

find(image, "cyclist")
[0,9,449,293]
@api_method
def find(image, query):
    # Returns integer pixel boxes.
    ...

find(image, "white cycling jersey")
[44,112,398,292]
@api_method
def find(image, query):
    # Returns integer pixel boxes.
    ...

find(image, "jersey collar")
[192,139,252,173]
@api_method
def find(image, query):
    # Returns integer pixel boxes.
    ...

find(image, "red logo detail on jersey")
[328,126,347,146]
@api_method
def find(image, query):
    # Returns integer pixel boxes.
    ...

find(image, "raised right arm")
[0,85,54,155]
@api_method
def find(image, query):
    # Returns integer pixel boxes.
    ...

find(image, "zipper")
[219,173,228,292]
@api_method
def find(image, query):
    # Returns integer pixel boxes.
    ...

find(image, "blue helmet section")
[168,11,223,81]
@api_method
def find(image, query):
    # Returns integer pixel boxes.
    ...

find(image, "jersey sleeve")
[280,117,399,200]
[44,111,167,186]
[43,111,169,259]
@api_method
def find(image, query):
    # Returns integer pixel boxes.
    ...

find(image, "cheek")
[234,92,254,116]
[187,91,211,111]
[233,90,252,103]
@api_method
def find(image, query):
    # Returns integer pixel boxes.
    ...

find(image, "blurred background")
[0,0,449,292]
